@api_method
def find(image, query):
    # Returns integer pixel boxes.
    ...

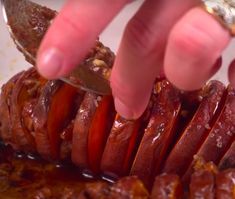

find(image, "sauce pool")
[0,141,102,199]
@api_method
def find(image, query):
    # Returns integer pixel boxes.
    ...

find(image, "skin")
[36,0,232,119]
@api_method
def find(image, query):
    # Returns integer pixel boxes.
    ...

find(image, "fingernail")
[37,48,63,79]
[114,98,135,119]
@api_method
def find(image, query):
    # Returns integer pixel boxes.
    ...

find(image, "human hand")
[36,0,231,119]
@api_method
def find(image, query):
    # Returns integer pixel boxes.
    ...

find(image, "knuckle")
[111,75,134,101]
[170,25,216,59]
[59,14,89,38]
[124,16,163,57]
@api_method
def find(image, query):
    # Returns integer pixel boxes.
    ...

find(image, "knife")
[1,0,112,95]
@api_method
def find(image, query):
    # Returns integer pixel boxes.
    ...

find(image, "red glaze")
[130,81,181,187]
[101,115,141,177]
[162,81,225,176]
[183,85,235,183]
[72,93,98,169]
[88,95,115,174]
[33,81,81,160]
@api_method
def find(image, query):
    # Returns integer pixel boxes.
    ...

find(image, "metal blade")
[2,0,112,95]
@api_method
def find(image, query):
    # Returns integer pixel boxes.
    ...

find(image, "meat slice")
[33,80,82,160]
[130,80,181,187]
[71,93,99,169]
[183,85,235,183]
[101,115,142,177]
[195,85,235,163]
[219,141,235,170]
[189,159,217,199]
[216,169,235,199]
[0,71,23,148]
[71,40,115,170]
[59,120,74,160]
[162,81,225,176]
[109,176,149,199]
[151,174,183,199]
[10,68,46,152]
[88,95,115,174]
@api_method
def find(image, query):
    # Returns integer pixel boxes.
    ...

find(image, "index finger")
[37,0,129,79]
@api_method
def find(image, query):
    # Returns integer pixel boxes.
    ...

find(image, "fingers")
[164,7,231,91]
[111,0,198,119]
[37,0,128,79]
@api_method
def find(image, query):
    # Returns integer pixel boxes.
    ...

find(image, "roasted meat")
[1,60,235,197]
[1,39,235,199]
[2,1,235,198]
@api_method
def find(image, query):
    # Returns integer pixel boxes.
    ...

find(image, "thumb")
[37,0,128,79]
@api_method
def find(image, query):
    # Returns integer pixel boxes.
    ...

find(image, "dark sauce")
[0,141,100,199]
